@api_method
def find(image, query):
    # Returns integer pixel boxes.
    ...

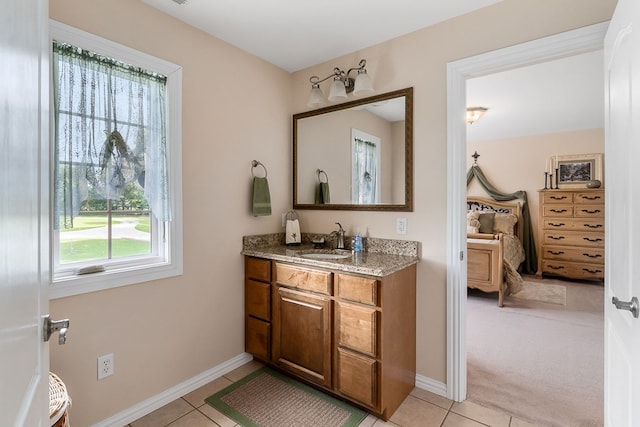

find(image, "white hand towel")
[285,219,301,245]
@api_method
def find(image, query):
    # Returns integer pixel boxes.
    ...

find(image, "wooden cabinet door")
[273,286,332,387]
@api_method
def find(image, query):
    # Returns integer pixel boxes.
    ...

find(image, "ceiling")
[141,0,604,141]
[140,0,502,72]
[467,50,604,142]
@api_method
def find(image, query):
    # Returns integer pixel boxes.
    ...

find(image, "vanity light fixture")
[307,59,374,108]
[466,107,488,124]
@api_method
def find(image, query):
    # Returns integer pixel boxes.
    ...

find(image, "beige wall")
[48,0,616,425]
[291,0,615,387]
[49,1,292,425]
[467,128,605,244]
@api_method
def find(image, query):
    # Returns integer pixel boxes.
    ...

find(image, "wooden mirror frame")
[293,87,413,211]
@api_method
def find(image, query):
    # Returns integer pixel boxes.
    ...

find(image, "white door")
[604,0,640,425]
[0,0,50,425]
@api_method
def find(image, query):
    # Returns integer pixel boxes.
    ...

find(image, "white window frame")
[49,20,183,299]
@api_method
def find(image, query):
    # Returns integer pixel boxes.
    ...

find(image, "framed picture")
[552,153,603,188]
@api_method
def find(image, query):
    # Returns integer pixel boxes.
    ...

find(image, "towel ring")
[316,169,329,183]
[251,160,268,178]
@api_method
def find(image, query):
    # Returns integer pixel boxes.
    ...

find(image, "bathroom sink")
[298,250,352,260]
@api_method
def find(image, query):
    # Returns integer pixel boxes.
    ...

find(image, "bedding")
[467,197,525,306]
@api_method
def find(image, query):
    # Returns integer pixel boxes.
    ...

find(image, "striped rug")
[205,367,367,427]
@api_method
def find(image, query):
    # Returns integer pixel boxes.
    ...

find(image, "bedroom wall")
[46,0,616,425]
[467,128,605,246]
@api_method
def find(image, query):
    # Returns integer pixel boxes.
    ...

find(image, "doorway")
[445,22,608,402]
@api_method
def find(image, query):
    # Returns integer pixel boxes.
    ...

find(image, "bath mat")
[205,367,367,427]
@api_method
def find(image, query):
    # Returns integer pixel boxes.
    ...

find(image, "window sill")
[50,260,183,300]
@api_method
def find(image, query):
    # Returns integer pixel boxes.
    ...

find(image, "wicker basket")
[49,372,70,427]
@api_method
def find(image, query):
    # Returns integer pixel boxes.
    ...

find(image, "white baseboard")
[91,352,253,427]
[415,373,448,398]
[91,353,446,426]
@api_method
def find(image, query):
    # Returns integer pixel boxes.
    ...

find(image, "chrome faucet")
[333,222,345,249]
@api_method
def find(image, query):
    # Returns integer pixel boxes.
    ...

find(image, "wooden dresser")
[537,189,604,280]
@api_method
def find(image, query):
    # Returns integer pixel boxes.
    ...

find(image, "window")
[50,21,183,299]
[351,128,380,204]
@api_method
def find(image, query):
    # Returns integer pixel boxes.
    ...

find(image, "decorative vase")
[586,179,602,189]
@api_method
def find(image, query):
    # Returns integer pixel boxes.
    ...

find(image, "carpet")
[205,367,367,427]
[510,280,566,305]
[467,278,604,427]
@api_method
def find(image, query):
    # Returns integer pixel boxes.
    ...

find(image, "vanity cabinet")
[244,256,416,420]
[537,189,605,280]
[244,257,272,360]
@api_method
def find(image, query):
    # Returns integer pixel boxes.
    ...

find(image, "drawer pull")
[548,236,565,240]
[583,237,603,243]
[583,253,603,258]
[584,224,603,229]
[549,222,565,227]
[548,265,565,270]
[550,209,568,213]
[547,250,565,255]
[583,268,603,274]
[581,209,601,214]
[550,196,568,200]
[580,195,601,201]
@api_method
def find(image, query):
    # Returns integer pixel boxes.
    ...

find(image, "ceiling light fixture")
[307,59,374,108]
[466,107,488,124]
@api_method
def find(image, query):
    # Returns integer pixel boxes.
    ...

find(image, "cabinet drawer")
[543,218,604,232]
[542,260,604,279]
[245,279,271,321]
[574,204,604,218]
[543,231,604,247]
[543,205,573,217]
[245,257,271,282]
[336,274,378,306]
[337,347,377,408]
[275,263,332,295]
[246,316,271,361]
[336,301,377,357]
[541,245,604,264]
[575,191,604,204]
[543,191,574,204]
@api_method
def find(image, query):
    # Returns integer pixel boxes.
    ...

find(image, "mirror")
[293,87,413,211]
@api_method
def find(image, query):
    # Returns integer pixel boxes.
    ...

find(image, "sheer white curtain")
[352,137,378,204]
[52,41,171,228]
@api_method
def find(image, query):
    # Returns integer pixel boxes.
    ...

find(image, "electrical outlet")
[396,217,407,235]
[98,353,114,380]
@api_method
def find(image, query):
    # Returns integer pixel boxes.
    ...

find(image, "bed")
[466,197,525,307]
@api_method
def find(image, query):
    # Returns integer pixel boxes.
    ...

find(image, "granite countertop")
[242,233,419,277]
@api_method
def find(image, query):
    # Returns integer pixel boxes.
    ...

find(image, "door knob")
[43,315,70,344]
[612,296,639,319]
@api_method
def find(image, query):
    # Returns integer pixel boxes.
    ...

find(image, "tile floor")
[128,359,539,427]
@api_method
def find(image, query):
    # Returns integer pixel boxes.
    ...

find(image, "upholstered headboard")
[467,196,522,238]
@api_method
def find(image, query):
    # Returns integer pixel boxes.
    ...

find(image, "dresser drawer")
[574,204,604,218]
[543,191,574,204]
[541,245,604,264]
[246,316,271,360]
[543,205,574,217]
[541,260,604,280]
[275,263,332,295]
[245,257,271,282]
[336,301,378,357]
[336,274,378,306]
[543,218,604,232]
[543,231,604,247]
[575,191,604,204]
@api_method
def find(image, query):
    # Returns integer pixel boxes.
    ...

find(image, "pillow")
[466,211,480,234]
[477,212,495,234]
[493,213,518,235]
